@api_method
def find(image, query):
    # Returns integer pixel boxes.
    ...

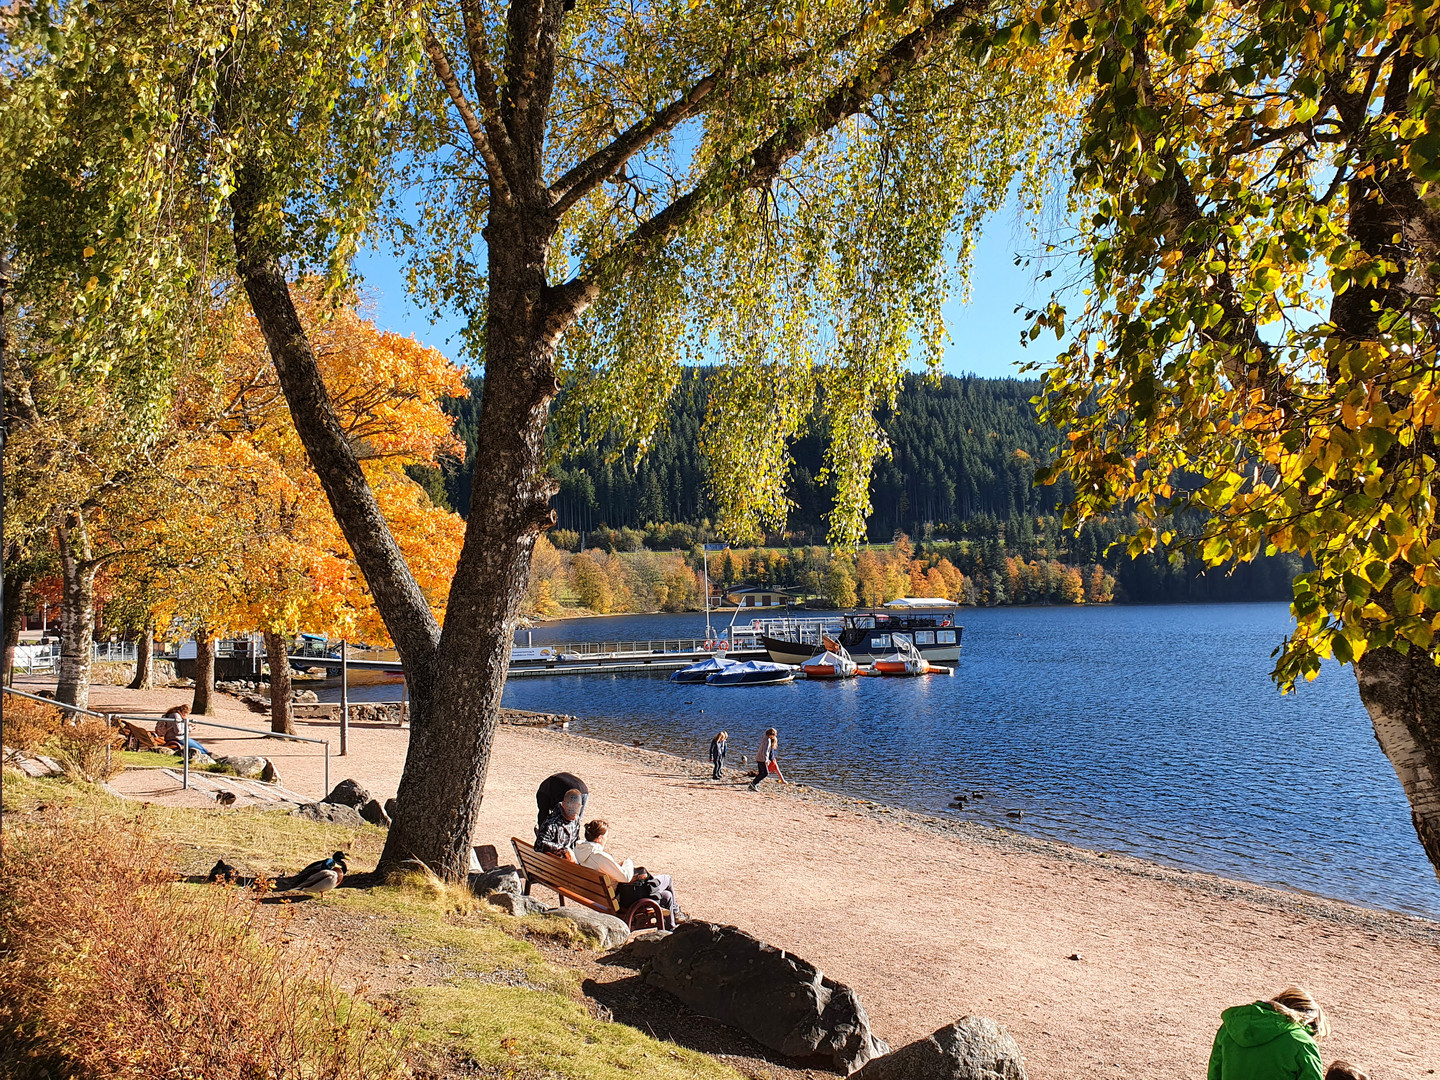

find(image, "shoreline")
[546,725,1440,937]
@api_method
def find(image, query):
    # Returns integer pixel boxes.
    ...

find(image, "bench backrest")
[511,837,621,915]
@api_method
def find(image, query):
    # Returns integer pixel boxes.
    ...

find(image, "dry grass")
[0,795,407,1080]
[2,697,62,751]
[50,718,124,781]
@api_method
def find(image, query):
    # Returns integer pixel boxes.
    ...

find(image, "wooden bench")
[510,838,665,932]
[120,720,164,749]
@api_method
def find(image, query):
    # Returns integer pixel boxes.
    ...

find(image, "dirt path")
[65,682,1440,1079]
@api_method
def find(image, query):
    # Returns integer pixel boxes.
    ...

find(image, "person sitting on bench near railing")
[535,788,585,857]
[574,819,682,929]
[155,703,209,756]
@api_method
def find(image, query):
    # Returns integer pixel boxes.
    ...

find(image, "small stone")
[468,866,523,898]
[383,797,398,822]
[294,802,365,827]
[260,760,281,785]
[1068,953,1083,961]
[214,755,268,779]
[545,905,630,948]
[487,891,548,917]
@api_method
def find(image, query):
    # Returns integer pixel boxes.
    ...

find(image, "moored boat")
[705,660,797,686]
[670,656,739,684]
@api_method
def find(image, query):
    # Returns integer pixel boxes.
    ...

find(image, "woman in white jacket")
[574,819,680,927]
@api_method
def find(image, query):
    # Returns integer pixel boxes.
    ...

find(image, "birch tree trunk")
[1355,651,1440,885]
[127,623,154,690]
[192,630,217,715]
[264,630,295,736]
[55,514,97,711]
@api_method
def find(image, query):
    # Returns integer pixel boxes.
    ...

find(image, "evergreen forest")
[428,370,1301,605]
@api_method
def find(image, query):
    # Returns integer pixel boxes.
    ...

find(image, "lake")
[331,602,1440,918]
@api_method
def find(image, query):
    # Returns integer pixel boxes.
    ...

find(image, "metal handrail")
[2,685,111,721]
[3,686,330,796]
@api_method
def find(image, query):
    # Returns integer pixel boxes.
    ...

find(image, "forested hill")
[432,369,1072,543]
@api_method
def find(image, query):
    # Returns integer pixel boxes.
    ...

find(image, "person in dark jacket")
[1207,986,1329,1080]
[535,772,588,828]
[535,788,584,856]
[708,731,728,780]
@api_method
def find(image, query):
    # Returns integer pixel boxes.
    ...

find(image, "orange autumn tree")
[172,286,467,732]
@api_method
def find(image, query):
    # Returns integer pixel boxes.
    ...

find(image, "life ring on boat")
[716,640,730,650]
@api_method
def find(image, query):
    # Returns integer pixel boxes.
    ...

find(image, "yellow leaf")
[83,246,96,258]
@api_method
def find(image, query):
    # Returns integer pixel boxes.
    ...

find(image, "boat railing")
[521,638,731,659]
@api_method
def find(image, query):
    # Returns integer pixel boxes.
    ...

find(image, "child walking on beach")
[709,731,728,779]
[748,728,784,790]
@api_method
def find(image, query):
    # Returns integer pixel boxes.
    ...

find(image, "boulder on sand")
[850,1017,1028,1080]
[323,778,372,808]
[642,921,889,1074]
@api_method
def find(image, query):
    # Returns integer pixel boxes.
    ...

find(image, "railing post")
[181,709,189,791]
[339,640,348,757]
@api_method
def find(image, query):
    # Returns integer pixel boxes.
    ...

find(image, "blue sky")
[352,204,1057,381]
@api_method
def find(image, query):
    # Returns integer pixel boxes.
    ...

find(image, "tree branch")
[423,23,516,208]
[544,0,986,331]
[548,20,876,218]
[457,0,519,171]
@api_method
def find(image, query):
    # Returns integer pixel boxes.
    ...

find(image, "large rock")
[214,755,268,779]
[383,797,398,822]
[323,778,372,808]
[643,921,888,1074]
[616,928,671,962]
[469,865,523,898]
[546,905,631,948]
[260,760,282,785]
[359,798,391,828]
[487,891,549,916]
[294,689,319,703]
[851,1017,1028,1080]
[294,802,365,826]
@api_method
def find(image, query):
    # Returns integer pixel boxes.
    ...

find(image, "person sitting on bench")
[535,788,584,857]
[574,819,681,929]
[155,703,208,755]
[535,772,588,828]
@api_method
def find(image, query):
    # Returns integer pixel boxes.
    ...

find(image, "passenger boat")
[756,600,963,665]
[705,660,797,686]
[669,656,739,684]
[799,636,858,679]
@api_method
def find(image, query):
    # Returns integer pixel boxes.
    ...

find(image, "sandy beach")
[48,681,1440,1079]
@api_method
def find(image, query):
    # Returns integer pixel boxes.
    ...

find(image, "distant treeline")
[424,370,1301,605]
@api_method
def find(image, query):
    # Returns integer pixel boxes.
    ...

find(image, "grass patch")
[1,770,747,1080]
[0,778,405,1080]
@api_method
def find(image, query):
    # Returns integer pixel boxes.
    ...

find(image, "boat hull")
[705,672,796,686]
[763,634,960,666]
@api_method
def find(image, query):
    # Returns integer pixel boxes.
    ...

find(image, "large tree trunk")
[382,223,558,880]
[263,631,295,736]
[127,623,154,690]
[1355,649,1440,886]
[192,630,217,715]
[2,562,31,687]
[54,513,97,711]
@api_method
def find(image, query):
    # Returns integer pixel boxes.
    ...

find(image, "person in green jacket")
[1207,986,1330,1080]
